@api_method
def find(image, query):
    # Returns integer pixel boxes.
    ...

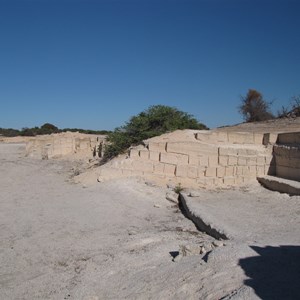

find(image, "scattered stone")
[179,244,202,257]
[165,191,178,204]
[188,190,202,197]
[154,204,161,208]
[212,240,225,247]
[167,183,176,189]
[128,230,137,236]
[145,181,157,187]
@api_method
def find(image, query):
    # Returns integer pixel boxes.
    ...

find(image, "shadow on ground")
[239,245,300,300]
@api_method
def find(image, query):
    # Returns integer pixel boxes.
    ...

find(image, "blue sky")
[0,0,299,130]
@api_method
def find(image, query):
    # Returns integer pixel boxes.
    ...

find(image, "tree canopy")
[239,89,274,122]
[102,105,208,162]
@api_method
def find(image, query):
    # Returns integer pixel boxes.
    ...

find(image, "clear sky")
[0,0,299,130]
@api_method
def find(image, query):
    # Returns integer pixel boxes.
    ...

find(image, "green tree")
[102,105,208,162]
[39,123,59,134]
[239,89,274,122]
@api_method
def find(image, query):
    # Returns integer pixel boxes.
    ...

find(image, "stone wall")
[97,130,275,188]
[273,132,300,181]
[25,132,106,160]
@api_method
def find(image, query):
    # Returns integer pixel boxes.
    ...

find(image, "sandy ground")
[1,143,300,300]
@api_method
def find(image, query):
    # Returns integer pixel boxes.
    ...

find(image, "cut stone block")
[160,152,189,165]
[187,166,198,179]
[164,164,176,176]
[218,155,228,166]
[148,142,166,152]
[205,167,216,177]
[149,151,160,161]
[132,160,153,172]
[176,165,188,177]
[139,150,149,160]
[167,142,218,156]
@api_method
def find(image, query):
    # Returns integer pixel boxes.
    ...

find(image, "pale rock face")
[25,132,107,160]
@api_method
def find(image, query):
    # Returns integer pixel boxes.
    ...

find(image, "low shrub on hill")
[102,105,208,163]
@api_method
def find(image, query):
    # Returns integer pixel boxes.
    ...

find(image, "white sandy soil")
[1,143,299,300]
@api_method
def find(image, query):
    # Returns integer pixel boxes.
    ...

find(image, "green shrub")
[102,105,208,163]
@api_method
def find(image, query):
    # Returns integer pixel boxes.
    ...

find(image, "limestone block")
[235,177,244,185]
[153,162,165,174]
[249,166,257,176]
[246,156,257,166]
[195,132,211,142]
[214,178,224,186]
[276,166,300,181]
[176,165,188,177]
[254,133,264,145]
[139,150,149,160]
[236,166,243,175]
[225,166,234,176]
[228,156,238,166]
[256,156,266,166]
[148,142,166,152]
[228,132,254,144]
[276,156,290,167]
[223,177,235,185]
[198,167,206,178]
[160,152,189,165]
[217,131,229,143]
[200,156,209,167]
[196,131,228,143]
[237,148,258,156]
[187,166,198,179]
[132,160,153,173]
[263,133,278,145]
[205,167,216,177]
[219,147,238,156]
[238,156,247,166]
[288,147,300,159]
[149,151,160,161]
[188,155,200,166]
[217,166,225,178]
[219,155,228,166]
[164,164,176,176]
[130,149,140,159]
[277,132,300,144]
[242,166,250,176]
[256,166,265,176]
[208,155,218,167]
[167,142,218,156]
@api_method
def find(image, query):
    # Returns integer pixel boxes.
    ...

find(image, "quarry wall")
[273,132,300,181]
[25,132,106,160]
[98,130,276,188]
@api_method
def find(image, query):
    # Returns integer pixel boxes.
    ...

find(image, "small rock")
[154,204,161,208]
[145,181,156,187]
[166,191,178,204]
[167,183,176,189]
[128,230,137,236]
[188,190,202,197]
[212,240,225,247]
[179,244,202,256]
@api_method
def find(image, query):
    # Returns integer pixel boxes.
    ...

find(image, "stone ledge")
[257,175,300,196]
